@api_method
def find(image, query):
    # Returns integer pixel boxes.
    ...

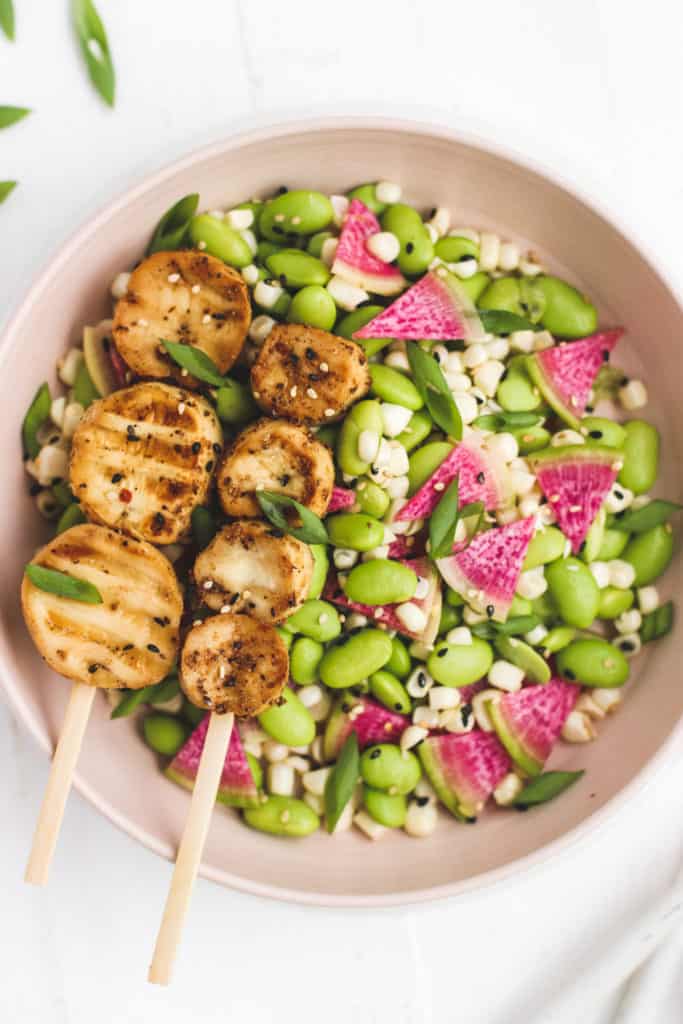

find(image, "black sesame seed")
[272,224,284,235]
[29,482,41,496]
[153,617,166,627]
[461,703,472,725]
[477,472,486,484]
[486,604,494,618]
[563,669,576,681]
[342,703,352,713]
[602,350,610,362]
[122,643,134,651]
[305,347,316,360]
[279,274,287,287]
[369,748,381,760]
[588,430,602,439]
[619,641,636,652]
[394,703,404,711]
[88,664,99,674]
[276,186,288,195]
[465,816,477,825]
[613,490,624,500]
[458,254,476,263]
[192,442,201,454]
[417,672,426,687]
[205,460,214,472]
[405,242,414,254]
[427,207,437,219]
[437,648,447,658]
[111,472,123,483]
[416,796,430,807]
[147,643,160,653]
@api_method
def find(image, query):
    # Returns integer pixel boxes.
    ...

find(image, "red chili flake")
[119,488,133,503]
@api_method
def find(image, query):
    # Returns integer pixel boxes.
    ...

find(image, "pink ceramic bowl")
[1,118,682,906]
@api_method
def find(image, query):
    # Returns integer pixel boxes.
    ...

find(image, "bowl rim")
[2,114,682,908]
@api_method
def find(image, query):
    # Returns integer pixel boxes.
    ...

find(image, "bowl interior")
[1,120,682,905]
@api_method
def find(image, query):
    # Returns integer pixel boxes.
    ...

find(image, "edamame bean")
[381,204,434,276]
[581,506,606,563]
[556,638,629,688]
[243,795,320,837]
[460,271,491,304]
[494,636,551,684]
[308,545,329,600]
[386,635,412,679]
[260,190,334,242]
[581,416,627,449]
[287,285,337,330]
[369,670,412,714]
[622,524,674,586]
[541,626,576,654]
[545,557,600,628]
[536,275,598,338]
[216,379,258,425]
[355,479,390,519]
[258,687,316,746]
[363,785,407,827]
[439,604,462,634]
[509,595,533,617]
[511,424,551,454]
[327,512,385,552]
[337,400,384,477]
[597,587,634,619]
[397,409,433,452]
[143,714,188,757]
[335,305,388,355]
[275,626,293,651]
[597,528,629,561]
[370,365,424,410]
[407,441,453,495]
[307,230,334,257]
[246,752,263,791]
[360,744,422,794]
[343,559,417,606]
[290,637,324,685]
[497,356,543,412]
[319,629,393,689]
[478,276,524,316]
[348,183,386,215]
[189,215,253,268]
[618,420,660,495]
[435,236,479,262]
[427,637,494,687]
[56,503,87,534]
[522,527,566,570]
[256,240,282,263]
[285,599,341,642]
[266,249,330,288]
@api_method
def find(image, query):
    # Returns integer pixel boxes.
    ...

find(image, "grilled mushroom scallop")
[21,524,182,689]
[70,382,222,545]
[193,519,313,624]
[112,250,250,383]
[217,418,334,518]
[180,614,288,716]
[250,323,370,425]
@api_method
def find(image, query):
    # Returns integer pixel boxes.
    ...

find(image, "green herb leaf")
[0,0,15,40]
[256,491,328,545]
[324,731,359,833]
[471,614,541,640]
[72,0,115,107]
[640,601,674,644]
[161,340,226,387]
[612,500,682,534]
[55,504,87,536]
[474,411,543,432]
[73,359,99,408]
[0,180,17,204]
[147,193,199,256]
[479,310,535,334]
[512,770,584,808]
[52,480,74,509]
[111,674,179,719]
[407,342,462,440]
[0,105,29,129]
[429,475,459,559]
[25,564,103,604]
[191,506,217,550]
[22,381,51,458]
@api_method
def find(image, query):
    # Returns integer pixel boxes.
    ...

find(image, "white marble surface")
[2,2,683,1021]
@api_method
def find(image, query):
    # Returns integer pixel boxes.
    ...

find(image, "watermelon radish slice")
[530,444,621,554]
[165,716,260,808]
[328,485,356,513]
[387,531,427,559]
[418,731,511,819]
[332,199,406,296]
[324,557,442,645]
[395,434,512,523]
[487,678,579,777]
[352,267,485,342]
[526,328,623,429]
[436,516,536,622]
[109,342,130,388]
[457,681,487,704]
[323,695,408,760]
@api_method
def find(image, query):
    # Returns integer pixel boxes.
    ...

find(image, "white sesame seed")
[180,368,189,377]
[307,387,318,399]
[177,402,186,414]
[192,619,202,627]
[374,608,383,619]
[290,386,298,397]
[324,408,335,417]
[433,482,445,492]
[191,284,201,294]
[198,240,207,250]
[320,362,329,372]
[203,580,214,590]
[219,664,226,679]
[242,589,252,599]
[202,313,211,324]
[220,605,231,613]
[167,273,180,283]
[138,318,148,327]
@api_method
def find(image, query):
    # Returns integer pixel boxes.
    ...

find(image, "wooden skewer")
[25,681,97,886]
[148,711,234,986]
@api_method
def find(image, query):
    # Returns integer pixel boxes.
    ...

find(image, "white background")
[2,2,683,1022]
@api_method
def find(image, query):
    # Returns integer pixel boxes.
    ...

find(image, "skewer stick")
[25,681,97,886]
[148,711,234,986]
